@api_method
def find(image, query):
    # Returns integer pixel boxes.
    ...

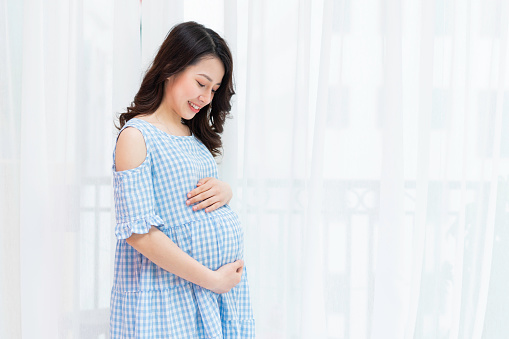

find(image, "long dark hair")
[117,21,235,157]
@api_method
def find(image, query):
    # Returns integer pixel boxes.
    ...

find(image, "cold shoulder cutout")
[114,127,147,172]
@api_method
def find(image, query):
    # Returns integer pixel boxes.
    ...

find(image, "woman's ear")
[165,74,179,88]
[164,76,174,91]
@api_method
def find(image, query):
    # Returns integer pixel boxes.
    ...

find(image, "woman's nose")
[199,92,212,104]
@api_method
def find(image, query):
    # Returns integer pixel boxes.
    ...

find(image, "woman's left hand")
[186,177,233,213]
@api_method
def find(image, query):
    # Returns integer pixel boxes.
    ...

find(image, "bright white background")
[1,0,509,338]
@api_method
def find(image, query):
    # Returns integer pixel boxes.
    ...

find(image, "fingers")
[204,201,222,213]
[220,259,243,272]
[196,177,212,187]
[234,260,244,281]
[191,197,220,212]
[188,177,214,197]
[210,259,245,294]
[186,177,228,212]
[187,183,210,199]
[229,260,243,285]
[186,188,216,206]
[224,260,244,272]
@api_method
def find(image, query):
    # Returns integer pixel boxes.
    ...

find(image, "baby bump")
[171,208,244,270]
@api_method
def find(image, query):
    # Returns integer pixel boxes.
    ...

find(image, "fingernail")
[186,200,190,205]
[187,193,191,198]
[193,206,197,211]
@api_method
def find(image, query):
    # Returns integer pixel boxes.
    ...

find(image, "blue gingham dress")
[110,118,255,338]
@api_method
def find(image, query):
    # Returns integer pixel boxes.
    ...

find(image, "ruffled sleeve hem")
[115,214,165,240]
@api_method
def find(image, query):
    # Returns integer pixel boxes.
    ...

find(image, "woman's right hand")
[208,259,244,294]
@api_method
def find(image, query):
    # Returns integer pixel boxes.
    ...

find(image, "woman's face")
[164,56,225,120]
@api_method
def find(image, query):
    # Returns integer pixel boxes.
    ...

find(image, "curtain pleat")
[448,1,468,338]
[1,0,21,336]
[472,1,508,337]
[371,0,407,337]
[405,0,434,337]
[300,0,333,335]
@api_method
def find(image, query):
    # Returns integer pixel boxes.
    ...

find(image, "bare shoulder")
[115,127,147,171]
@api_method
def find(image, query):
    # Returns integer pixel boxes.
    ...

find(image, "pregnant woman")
[110,21,254,338]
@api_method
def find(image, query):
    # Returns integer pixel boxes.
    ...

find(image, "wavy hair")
[117,21,235,157]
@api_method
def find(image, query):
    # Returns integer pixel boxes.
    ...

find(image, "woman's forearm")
[126,226,217,289]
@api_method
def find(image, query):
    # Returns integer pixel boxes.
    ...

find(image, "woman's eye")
[197,80,217,93]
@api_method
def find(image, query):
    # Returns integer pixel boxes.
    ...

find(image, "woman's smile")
[188,101,202,113]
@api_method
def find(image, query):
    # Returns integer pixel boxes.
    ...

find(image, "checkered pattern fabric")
[110,118,255,338]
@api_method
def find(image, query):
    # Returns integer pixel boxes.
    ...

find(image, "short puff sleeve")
[113,149,164,240]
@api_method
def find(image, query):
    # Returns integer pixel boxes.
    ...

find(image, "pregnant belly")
[165,207,244,270]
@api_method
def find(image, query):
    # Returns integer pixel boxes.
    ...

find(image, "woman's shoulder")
[117,116,159,145]
[115,124,148,172]
[121,116,152,133]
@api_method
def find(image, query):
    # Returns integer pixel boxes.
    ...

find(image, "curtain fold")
[371,0,408,337]
[1,0,21,336]
[17,0,78,336]
[405,0,434,337]
[300,0,332,335]
[472,2,508,338]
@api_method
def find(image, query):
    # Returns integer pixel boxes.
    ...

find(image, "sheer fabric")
[1,0,508,338]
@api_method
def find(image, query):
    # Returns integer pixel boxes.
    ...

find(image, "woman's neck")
[151,106,191,136]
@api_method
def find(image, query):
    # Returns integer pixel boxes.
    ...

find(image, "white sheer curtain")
[2,0,508,338]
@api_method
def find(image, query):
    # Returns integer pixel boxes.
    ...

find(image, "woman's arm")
[126,227,243,294]
[116,127,243,294]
